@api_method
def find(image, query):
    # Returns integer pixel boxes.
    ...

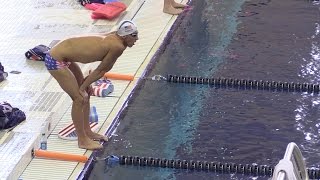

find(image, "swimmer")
[45,20,139,150]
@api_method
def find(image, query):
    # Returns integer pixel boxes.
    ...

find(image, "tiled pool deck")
[0,0,183,179]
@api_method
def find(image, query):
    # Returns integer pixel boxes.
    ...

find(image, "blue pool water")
[89,0,320,179]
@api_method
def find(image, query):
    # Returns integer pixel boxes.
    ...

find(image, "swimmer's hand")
[79,89,89,102]
[86,85,93,96]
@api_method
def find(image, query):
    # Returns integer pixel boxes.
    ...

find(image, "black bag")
[0,102,26,130]
[0,62,3,72]
[0,62,7,82]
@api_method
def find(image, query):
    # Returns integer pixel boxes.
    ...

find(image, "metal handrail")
[272,142,309,180]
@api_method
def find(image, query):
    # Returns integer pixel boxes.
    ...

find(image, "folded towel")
[94,78,112,86]
[92,82,114,97]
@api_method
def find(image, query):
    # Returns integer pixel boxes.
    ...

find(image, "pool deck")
[0,0,185,179]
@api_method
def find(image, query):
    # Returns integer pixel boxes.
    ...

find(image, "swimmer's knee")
[72,95,84,105]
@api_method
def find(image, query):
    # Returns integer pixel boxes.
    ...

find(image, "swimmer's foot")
[163,6,183,15]
[87,131,109,141]
[172,2,187,8]
[78,137,103,150]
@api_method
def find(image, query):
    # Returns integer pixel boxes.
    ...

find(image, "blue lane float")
[166,74,320,94]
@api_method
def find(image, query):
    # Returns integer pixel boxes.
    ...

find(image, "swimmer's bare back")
[49,33,126,64]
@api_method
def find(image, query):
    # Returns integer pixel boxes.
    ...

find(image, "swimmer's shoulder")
[102,34,126,50]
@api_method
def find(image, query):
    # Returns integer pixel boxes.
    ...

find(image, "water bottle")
[89,106,98,123]
[40,133,47,150]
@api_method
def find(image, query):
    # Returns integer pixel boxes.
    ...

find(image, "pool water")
[89,0,320,179]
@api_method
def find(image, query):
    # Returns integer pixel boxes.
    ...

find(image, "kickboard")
[92,2,127,20]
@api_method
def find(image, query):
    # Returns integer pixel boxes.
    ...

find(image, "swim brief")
[44,53,71,70]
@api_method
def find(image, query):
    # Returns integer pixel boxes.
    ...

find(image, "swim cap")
[116,20,138,37]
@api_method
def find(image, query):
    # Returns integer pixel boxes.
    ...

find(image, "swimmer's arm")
[80,47,123,91]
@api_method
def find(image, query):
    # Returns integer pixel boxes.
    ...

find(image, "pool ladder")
[272,142,309,180]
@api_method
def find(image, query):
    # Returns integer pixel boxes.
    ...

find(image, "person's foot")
[163,6,183,15]
[86,131,109,141]
[172,2,187,8]
[78,137,103,150]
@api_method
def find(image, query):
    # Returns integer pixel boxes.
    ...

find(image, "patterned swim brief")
[44,53,71,70]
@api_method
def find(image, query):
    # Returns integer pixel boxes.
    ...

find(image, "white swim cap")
[116,20,138,37]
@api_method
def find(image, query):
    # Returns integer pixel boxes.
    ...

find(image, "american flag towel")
[92,80,114,97]
[58,106,99,141]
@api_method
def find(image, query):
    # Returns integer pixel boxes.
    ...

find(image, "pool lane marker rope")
[162,74,320,94]
[31,149,320,179]
[97,73,319,94]
[95,155,320,179]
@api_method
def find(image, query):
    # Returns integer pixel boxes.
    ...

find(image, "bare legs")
[163,0,186,15]
[71,98,102,150]
[49,67,104,150]
[171,0,186,8]
[83,98,108,141]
